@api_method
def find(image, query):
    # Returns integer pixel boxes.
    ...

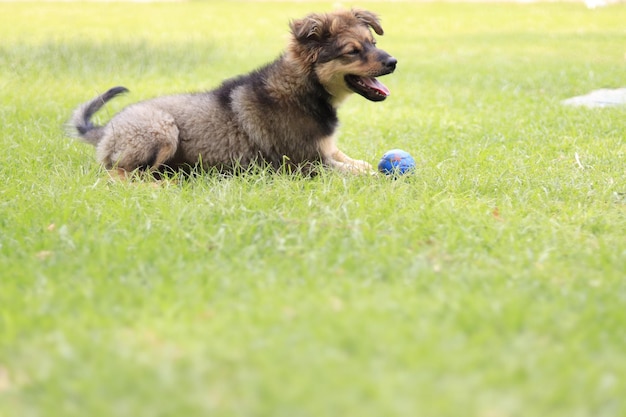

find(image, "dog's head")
[288,9,397,105]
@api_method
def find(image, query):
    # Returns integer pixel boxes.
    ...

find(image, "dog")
[70,9,397,176]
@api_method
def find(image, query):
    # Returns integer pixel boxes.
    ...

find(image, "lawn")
[1,1,625,416]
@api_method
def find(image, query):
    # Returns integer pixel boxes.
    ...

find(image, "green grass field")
[1,1,625,416]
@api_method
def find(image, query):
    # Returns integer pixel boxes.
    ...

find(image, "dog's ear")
[290,13,329,42]
[352,9,384,36]
[289,13,330,63]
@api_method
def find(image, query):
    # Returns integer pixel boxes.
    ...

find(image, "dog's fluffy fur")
[70,9,396,176]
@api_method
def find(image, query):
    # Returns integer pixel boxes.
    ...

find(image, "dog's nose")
[385,57,397,71]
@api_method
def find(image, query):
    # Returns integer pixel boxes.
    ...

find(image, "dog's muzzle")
[345,54,397,102]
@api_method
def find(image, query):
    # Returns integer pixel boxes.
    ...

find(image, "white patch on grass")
[562,88,626,108]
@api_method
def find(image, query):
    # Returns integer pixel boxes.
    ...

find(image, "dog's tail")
[69,86,129,145]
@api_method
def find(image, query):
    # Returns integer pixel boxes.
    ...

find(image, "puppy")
[70,9,396,176]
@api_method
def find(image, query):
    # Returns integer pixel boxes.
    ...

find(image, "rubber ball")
[377,149,416,176]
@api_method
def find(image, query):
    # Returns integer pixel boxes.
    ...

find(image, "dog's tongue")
[362,76,390,97]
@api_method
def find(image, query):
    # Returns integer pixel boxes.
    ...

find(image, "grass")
[1,1,625,416]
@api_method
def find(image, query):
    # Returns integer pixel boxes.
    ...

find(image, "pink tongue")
[362,77,390,96]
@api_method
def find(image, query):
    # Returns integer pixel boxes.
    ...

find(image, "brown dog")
[70,9,396,176]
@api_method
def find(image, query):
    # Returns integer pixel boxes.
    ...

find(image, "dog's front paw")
[326,149,375,174]
[333,159,374,175]
[347,159,374,174]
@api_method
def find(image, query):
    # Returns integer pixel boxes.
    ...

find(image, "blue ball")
[377,149,416,176]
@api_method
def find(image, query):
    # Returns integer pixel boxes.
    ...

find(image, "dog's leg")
[331,149,374,172]
[319,136,374,174]
[97,107,179,176]
[147,142,177,174]
[329,153,374,174]
[108,167,131,180]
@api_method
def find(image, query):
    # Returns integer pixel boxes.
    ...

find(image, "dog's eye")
[346,48,361,56]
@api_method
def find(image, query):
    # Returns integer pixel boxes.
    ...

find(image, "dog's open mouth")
[345,75,390,102]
